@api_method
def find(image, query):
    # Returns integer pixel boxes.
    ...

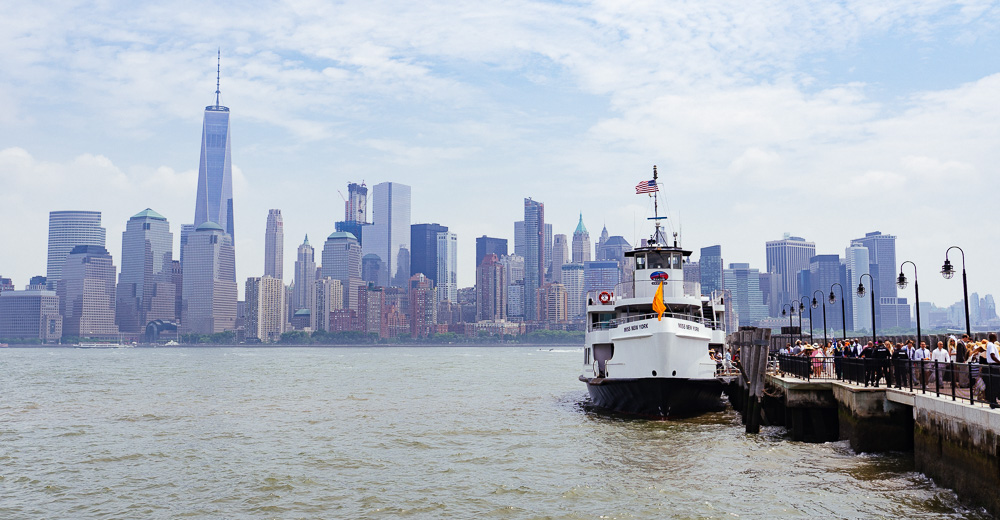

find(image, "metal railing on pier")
[776,353,1000,408]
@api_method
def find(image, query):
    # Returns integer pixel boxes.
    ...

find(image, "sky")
[2,0,1000,307]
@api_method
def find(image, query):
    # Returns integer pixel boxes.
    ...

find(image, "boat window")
[634,254,646,270]
[647,252,667,269]
[670,254,682,269]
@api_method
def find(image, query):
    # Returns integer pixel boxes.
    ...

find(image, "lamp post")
[857,273,876,345]
[792,299,805,344]
[830,283,847,341]
[942,246,971,338]
[897,260,921,350]
[781,304,794,343]
[812,290,828,348]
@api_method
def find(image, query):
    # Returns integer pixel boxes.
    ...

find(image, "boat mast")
[649,165,666,246]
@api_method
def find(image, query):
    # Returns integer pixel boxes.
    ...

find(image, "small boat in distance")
[75,342,133,349]
[580,166,731,417]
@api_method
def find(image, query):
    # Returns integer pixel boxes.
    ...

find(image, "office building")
[46,210,106,291]
[180,222,237,334]
[321,231,363,311]
[410,223,448,283]
[500,254,525,321]
[699,245,724,296]
[851,231,898,330]
[476,253,507,322]
[551,234,568,283]
[561,263,585,318]
[264,209,283,279]
[193,54,235,241]
[766,234,816,315]
[571,214,591,264]
[537,283,568,324]
[116,208,176,333]
[245,275,285,342]
[292,235,316,313]
[523,198,545,321]
[723,263,767,327]
[844,244,872,332]
[313,277,343,331]
[59,245,118,338]
[408,273,436,337]
[358,283,386,338]
[475,236,508,273]
[0,289,62,342]
[436,231,458,303]
[514,221,525,258]
[361,182,411,288]
[584,260,620,296]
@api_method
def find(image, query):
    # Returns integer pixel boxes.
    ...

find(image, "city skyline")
[3,2,1000,305]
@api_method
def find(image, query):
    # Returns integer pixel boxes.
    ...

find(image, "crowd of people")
[777,333,1000,407]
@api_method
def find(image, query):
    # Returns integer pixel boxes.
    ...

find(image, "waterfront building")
[292,235,316,314]
[0,289,62,342]
[313,277,343,331]
[766,234,816,316]
[476,253,507,322]
[436,232,458,303]
[844,244,872,332]
[58,245,118,338]
[245,275,285,342]
[571,214,591,264]
[523,198,545,321]
[115,209,176,333]
[410,223,448,283]
[180,222,237,335]
[46,210,106,291]
[408,273,436,337]
[851,231,899,330]
[476,236,508,275]
[561,263,585,318]
[500,254,526,321]
[537,283,568,325]
[264,209,283,279]
[358,283,386,338]
[723,263,768,327]
[699,245,724,296]
[551,234,568,283]
[362,182,411,287]
[193,55,235,242]
[321,231,363,311]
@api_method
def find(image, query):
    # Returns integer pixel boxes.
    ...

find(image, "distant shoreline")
[1,343,583,349]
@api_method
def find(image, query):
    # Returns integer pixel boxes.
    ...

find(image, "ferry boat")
[75,342,133,349]
[580,167,730,417]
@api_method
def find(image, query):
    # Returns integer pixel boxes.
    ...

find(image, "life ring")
[598,291,612,304]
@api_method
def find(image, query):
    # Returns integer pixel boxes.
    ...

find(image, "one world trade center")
[193,51,234,240]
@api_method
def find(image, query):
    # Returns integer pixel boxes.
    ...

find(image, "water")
[0,346,988,519]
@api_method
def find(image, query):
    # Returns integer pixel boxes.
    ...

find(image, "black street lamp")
[897,260,921,350]
[942,246,971,338]
[830,283,847,341]
[781,303,795,340]
[812,289,828,348]
[857,273,876,345]
[792,299,805,343]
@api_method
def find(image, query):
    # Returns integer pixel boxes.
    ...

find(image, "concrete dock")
[756,374,1000,516]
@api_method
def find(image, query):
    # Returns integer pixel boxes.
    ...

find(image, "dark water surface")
[0,347,989,518]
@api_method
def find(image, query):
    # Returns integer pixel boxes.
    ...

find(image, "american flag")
[635,179,658,194]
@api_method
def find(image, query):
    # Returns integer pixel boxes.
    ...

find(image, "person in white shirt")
[911,341,931,388]
[986,334,1000,407]
[931,341,951,388]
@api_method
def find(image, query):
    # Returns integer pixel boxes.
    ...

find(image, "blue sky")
[2,0,1000,306]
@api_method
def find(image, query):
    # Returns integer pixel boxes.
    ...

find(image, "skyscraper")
[514,221,525,258]
[264,209,284,279]
[476,253,507,322]
[561,263,585,318]
[436,231,458,303]
[475,236,508,274]
[500,254,525,321]
[180,222,237,334]
[844,244,872,332]
[363,182,411,287]
[551,234,568,284]
[116,208,175,333]
[851,231,901,330]
[571,214,591,264]
[292,235,316,313]
[408,273,436,337]
[322,231,363,311]
[46,210,106,291]
[245,275,285,342]
[523,198,545,321]
[766,235,816,314]
[699,245,724,296]
[59,245,119,338]
[313,277,343,331]
[193,52,235,242]
[0,289,62,342]
[723,263,768,327]
[410,223,448,283]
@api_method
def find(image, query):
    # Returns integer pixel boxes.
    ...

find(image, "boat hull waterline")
[581,376,726,417]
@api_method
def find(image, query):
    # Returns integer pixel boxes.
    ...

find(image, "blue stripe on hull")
[584,377,725,418]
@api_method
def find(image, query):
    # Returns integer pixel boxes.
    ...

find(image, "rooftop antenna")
[215,48,221,107]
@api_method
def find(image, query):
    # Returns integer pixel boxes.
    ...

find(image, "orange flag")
[653,282,666,321]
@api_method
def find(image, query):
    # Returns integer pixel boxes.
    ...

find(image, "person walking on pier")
[872,340,890,387]
[931,341,951,389]
[957,334,970,364]
[985,334,1000,408]
[911,341,931,389]
[861,341,875,386]
[892,340,910,389]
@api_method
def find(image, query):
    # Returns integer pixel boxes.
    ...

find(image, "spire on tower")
[215,48,221,107]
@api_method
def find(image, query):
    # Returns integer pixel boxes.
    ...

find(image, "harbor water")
[0,346,989,518]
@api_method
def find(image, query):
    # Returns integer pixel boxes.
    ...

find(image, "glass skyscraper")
[193,60,235,244]
[46,211,106,291]
[362,182,411,288]
[523,198,545,321]
[116,208,175,333]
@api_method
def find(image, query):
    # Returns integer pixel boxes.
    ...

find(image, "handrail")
[588,311,721,331]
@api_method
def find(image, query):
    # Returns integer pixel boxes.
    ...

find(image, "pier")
[735,354,1000,516]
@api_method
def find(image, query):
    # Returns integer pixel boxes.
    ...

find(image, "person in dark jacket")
[892,341,910,389]
[872,340,890,388]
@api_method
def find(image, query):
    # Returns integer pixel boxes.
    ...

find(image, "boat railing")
[588,311,724,332]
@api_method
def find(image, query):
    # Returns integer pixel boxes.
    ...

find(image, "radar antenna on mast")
[215,49,221,107]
